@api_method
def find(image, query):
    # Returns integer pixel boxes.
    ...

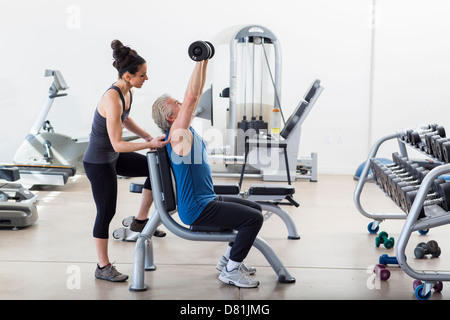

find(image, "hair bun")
[111,39,132,61]
[110,39,145,76]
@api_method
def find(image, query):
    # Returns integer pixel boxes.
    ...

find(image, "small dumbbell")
[188,41,215,61]
[375,231,394,249]
[373,264,390,281]
[404,180,450,218]
[379,254,402,266]
[414,240,441,259]
[413,279,443,293]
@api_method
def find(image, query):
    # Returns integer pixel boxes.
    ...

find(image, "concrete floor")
[1,172,450,301]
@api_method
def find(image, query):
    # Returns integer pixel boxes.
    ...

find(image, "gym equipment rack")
[354,124,450,300]
[354,124,446,233]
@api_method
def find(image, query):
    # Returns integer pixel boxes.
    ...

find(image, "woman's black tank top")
[83,86,132,164]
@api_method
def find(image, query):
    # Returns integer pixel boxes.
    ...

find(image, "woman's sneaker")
[95,263,128,282]
[216,256,256,275]
[219,264,260,288]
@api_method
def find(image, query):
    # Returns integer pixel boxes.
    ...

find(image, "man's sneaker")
[218,264,260,288]
[95,263,128,282]
[216,256,256,275]
[130,217,166,237]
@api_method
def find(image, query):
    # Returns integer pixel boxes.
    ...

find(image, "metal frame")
[129,151,296,291]
[354,131,410,231]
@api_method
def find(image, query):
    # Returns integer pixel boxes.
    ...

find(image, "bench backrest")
[152,147,177,212]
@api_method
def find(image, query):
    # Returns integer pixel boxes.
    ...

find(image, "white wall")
[1,0,448,175]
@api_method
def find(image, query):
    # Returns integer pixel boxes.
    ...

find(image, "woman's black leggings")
[83,152,151,239]
[191,196,264,263]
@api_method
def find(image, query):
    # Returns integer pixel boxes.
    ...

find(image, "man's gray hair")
[152,94,173,133]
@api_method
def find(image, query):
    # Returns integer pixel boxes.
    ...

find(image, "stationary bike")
[14,69,87,170]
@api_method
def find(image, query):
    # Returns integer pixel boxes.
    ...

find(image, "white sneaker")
[216,256,256,275]
[218,264,260,288]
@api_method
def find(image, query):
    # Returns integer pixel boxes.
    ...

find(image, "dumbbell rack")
[354,128,445,233]
[397,163,450,299]
[354,125,450,300]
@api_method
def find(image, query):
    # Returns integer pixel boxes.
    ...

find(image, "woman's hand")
[148,135,169,150]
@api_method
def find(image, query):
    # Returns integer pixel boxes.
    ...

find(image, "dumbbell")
[383,162,420,200]
[379,254,401,266]
[373,264,390,281]
[393,168,431,210]
[188,41,215,61]
[424,128,446,156]
[404,180,450,218]
[408,124,444,146]
[400,178,445,214]
[403,124,437,143]
[414,240,441,259]
[438,140,450,163]
[371,158,411,192]
[413,279,443,293]
[375,231,394,249]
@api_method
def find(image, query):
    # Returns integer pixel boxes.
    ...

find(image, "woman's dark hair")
[111,39,146,77]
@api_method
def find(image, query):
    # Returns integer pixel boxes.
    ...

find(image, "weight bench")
[115,178,300,241]
[129,147,296,291]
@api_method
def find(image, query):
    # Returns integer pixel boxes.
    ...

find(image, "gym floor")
[1,172,450,301]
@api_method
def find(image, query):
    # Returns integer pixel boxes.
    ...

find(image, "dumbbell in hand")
[375,231,394,249]
[188,41,215,61]
[414,240,441,259]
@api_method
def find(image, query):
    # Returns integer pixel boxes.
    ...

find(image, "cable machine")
[226,25,282,156]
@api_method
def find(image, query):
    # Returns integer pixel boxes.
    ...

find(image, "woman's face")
[128,63,148,88]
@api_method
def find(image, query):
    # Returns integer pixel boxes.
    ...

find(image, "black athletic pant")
[191,196,264,263]
[83,152,151,239]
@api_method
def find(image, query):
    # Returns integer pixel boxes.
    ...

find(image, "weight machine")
[208,25,320,182]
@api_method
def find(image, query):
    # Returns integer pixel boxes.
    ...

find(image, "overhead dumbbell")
[188,40,215,61]
[414,240,441,259]
[375,231,394,249]
[404,180,450,218]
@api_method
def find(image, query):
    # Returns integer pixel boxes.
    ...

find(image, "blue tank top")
[83,86,132,164]
[166,127,216,225]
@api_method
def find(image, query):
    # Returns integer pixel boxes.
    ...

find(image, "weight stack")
[236,119,268,155]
